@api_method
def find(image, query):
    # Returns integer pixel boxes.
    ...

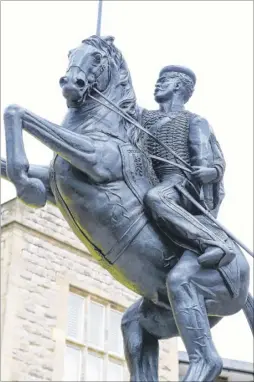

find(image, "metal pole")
[96,0,103,36]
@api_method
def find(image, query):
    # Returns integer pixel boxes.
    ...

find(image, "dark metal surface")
[1,35,253,382]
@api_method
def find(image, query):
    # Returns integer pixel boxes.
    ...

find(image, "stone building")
[1,198,178,381]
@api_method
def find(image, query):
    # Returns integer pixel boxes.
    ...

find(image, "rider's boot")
[167,277,223,382]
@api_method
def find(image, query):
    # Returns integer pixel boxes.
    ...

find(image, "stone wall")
[1,198,178,381]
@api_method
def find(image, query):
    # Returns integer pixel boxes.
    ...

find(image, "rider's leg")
[144,175,232,266]
[166,250,244,382]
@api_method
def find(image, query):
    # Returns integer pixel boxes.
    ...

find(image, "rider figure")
[140,65,233,268]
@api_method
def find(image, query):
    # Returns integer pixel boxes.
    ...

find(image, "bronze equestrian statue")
[1,36,253,382]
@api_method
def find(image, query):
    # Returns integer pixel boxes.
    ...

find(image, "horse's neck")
[62,93,131,143]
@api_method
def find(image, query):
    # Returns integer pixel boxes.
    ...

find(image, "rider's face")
[154,73,179,103]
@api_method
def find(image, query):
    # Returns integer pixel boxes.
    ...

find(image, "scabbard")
[175,183,254,258]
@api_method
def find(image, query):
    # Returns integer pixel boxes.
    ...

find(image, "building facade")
[1,198,178,381]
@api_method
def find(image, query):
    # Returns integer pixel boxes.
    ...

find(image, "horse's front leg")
[4,106,49,207]
[4,104,97,206]
[1,158,56,205]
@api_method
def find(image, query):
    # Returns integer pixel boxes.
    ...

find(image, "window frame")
[63,286,127,382]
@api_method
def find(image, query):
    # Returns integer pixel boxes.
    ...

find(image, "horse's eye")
[94,54,102,63]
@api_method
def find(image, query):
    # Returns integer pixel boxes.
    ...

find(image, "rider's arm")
[209,129,226,182]
[188,115,224,183]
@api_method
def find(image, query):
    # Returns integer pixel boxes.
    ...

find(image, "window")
[63,289,127,381]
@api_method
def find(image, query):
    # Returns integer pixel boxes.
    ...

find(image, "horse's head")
[60,35,136,113]
[60,36,136,113]
[59,35,112,108]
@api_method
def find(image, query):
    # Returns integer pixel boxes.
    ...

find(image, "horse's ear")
[103,36,115,46]
[68,49,74,57]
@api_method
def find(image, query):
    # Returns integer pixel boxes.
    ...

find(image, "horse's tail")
[243,293,254,335]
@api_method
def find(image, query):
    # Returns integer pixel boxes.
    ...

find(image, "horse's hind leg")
[121,297,222,382]
[121,299,160,382]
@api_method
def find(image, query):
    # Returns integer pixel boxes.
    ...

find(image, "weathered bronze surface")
[1,36,253,382]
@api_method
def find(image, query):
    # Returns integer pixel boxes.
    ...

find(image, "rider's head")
[154,65,196,104]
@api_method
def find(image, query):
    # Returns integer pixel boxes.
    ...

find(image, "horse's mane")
[82,35,140,145]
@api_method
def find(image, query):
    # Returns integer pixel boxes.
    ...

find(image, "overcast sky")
[1,1,253,363]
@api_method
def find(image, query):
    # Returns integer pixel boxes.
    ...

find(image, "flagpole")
[96,0,103,36]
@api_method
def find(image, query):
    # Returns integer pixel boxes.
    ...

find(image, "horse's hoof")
[17,178,47,208]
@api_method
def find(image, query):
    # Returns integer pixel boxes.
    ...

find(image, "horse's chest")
[50,155,122,214]
[92,138,123,182]
[50,156,94,201]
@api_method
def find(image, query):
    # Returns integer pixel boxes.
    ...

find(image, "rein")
[88,87,193,174]
[71,49,192,174]
[87,87,254,257]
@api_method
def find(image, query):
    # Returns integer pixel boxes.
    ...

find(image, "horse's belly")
[50,156,174,302]
[112,223,178,306]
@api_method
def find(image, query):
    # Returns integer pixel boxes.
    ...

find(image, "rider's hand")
[192,166,217,184]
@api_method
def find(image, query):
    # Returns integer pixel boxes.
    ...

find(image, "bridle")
[67,52,110,90]
[65,52,254,258]
[68,52,192,175]
[66,47,195,173]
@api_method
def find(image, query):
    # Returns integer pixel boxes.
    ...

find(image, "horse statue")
[1,35,253,382]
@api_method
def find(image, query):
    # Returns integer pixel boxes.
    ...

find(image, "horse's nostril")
[76,79,85,88]
[59,76,68,87]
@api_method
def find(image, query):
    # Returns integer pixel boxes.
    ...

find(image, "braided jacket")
[139,109,226,216]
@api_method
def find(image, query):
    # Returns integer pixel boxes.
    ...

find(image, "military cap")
[159,65,196,85]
